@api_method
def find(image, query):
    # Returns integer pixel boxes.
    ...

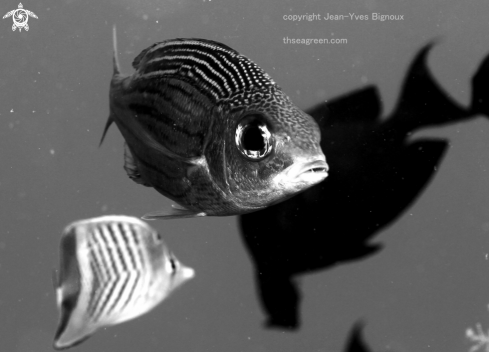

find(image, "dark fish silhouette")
[239,43,487,329]
[53,215,194,350]
[470,50,489,117]
[101,27,328,220]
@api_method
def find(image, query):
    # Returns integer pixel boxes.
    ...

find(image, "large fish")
[101,27,328,220]
[52,215,194,350]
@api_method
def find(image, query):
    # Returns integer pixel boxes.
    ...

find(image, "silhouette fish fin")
[344,321,370,352]
[390,40,469,130]
[142,205,207,220]
[123,143,152,187]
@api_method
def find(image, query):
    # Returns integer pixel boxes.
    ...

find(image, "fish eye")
[235,115,273,161]
[167,257,177,275]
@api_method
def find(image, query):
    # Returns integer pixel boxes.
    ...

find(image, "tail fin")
[389,40,469,130]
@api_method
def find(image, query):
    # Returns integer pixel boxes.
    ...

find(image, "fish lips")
[275,158,329,191]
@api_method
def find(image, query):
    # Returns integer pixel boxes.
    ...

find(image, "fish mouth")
[275,158,329,190]
[291,159,329,183]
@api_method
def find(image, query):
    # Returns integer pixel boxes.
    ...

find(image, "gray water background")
[1,0,489,351]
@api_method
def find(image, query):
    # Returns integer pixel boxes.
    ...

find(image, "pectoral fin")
[142,204,206,220]
[140,130,206,166]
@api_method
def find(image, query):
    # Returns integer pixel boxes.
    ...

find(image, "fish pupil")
[242,124,265,151]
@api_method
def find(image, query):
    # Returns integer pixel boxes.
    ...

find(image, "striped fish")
[53,215,194,350]
[101,27,328,220]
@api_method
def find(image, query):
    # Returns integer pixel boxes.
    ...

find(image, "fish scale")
[135,40,276,102]
[122,79,213,158]
[102,27,328,219]
[53,216,194,350]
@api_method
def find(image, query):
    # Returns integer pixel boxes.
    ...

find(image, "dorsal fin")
[123,143,152,186]
[130,38,277,103]
[99,25,121,147]
[132,38,238,70]
[112,25,121,75]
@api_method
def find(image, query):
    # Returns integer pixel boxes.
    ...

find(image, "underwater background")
[2,0,489,351]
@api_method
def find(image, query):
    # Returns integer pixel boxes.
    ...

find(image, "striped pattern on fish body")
[104,27,328,219]
[53,215,194,350]
[131,38,277,104]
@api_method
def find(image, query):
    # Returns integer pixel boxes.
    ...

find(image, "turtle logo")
[3,3,38,32]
